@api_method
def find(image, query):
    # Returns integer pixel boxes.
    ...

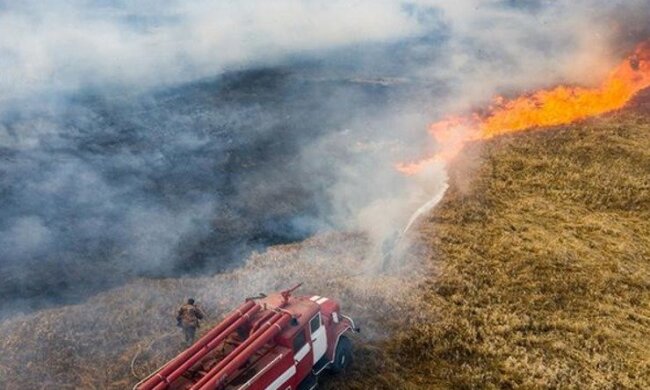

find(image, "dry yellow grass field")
[326,106,650,389]
[1,100,649,389]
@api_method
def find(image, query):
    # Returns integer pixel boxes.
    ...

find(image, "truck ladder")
[136,300,260,390]
[191,312,291,390]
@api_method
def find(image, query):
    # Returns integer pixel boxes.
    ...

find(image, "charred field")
[0,65,424,315]
[1,94,649,389]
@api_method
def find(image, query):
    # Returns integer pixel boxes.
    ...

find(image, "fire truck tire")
[329,335,352,373]
[298,373,318,390]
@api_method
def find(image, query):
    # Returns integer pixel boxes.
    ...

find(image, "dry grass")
[1,104,649,389]
[0,232,428,389]
[326,110,650,389]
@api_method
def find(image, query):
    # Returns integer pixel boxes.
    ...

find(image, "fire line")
[398,39,650,174]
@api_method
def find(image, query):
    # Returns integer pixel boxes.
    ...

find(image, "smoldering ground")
[0,67,428,314]
[0,1,437,314]
[2,0,650,319]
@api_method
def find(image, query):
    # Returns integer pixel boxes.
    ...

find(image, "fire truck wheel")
[329,335,352,373]
[298,373,318,390]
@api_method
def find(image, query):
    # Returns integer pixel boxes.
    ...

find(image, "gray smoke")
[1,0,649,316]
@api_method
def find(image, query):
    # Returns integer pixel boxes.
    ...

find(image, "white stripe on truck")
[265,365,296,390]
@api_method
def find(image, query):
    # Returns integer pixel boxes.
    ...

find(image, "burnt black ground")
[0,65,440,315]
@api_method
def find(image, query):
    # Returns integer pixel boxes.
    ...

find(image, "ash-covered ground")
[0,66,437,315]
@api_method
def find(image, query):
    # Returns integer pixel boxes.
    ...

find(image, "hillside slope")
[328,108,650,388]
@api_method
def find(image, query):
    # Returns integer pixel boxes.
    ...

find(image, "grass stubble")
[332,106,650,389]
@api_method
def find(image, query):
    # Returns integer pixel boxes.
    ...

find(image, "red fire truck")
[134,284,359,390]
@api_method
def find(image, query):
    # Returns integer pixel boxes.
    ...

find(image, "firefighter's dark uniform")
[177,303,205,344]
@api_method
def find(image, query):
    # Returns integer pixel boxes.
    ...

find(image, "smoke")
[301,0,650,228]
[1,0,650,316]
[0,0,422,102]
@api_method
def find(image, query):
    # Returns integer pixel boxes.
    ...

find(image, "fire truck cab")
[134,284,359,390]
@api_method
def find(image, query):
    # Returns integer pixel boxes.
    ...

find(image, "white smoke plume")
[1,0,649,317]
[0,0,422,102]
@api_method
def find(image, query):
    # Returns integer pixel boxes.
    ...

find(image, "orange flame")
[398,39,650,175]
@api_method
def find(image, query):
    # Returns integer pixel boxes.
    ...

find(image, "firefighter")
[176,298,205,345]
